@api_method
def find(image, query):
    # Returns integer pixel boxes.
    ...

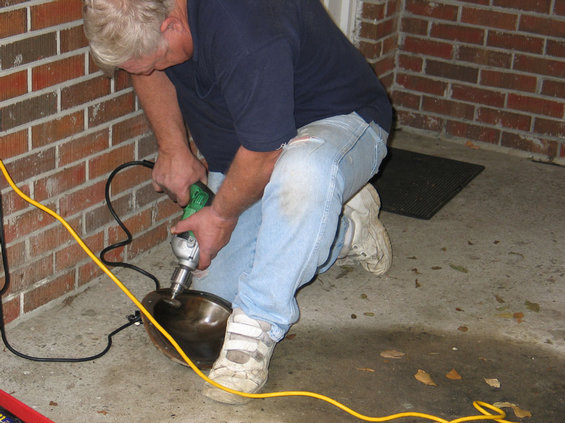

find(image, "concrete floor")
[1,131,564,423]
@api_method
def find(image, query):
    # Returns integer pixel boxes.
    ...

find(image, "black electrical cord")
[0,160,162,362]
[99,160,160,291]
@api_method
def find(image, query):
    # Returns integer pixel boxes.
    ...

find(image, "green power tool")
[166,181,214,307]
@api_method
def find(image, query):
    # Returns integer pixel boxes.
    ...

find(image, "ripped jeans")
[191,112,388,341]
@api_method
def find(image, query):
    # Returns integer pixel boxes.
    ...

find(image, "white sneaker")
[337,184,392,275]
[202,309,276,404]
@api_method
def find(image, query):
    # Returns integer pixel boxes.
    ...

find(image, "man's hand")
[171,206,238,269]
[152,147,207,207]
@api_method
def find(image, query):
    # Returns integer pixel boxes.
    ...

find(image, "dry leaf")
[357,367,375,372]
[380,350,405,359]
[465,141,480,149]
[513,312,524,323]
[364,312,375,316]
[449,264,468,273]
[285,333,296,340]
[446,368,462,380]
[484,378,500,388]
[49,401,58,406]
[415,369,437,386]
[493,402,532,418]
[458,326,469,332]
[525,300,540,312]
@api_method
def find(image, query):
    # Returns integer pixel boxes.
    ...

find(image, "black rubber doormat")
[370,147,485,220]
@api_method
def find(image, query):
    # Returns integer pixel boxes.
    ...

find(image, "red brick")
[1,185,30,216]
[360,21,379,40]
[534,117,565,137]
[135,182,163,209]
[0,93,58,132]
[138,133,159,159]
[461,7,518,31]
[127,223,169,259]
[58,129,109,166]
[494,0,551,13]
[398,54,423,72]
[78,261,104,287]
[445,120,501,144]
[23,270,75,313]
[59,180,106,217]
[401,17,428,35]
[0,0,28,7]
[108,166,152,197]
[422,96,475,120]
[480,70,537,93]
[112,115,150,145]
[0,130,27,159]
[0,70,27,102]
[362,2,385,20]
[405,0,459,21]
[397,73,448,96]
[0,32,57,71]
[457,46,512,68]
[32,55,85,90]
[155,197,181,223]
[382,35,398,56]
[55,232,103,271]
[397,110,444,132]
[60,25,88,53]
[546,40,565,58]
[115,70,133,92]
[88,92,136,127]
[556,0,565,15]
[61,76,111,110]
[431,23,485,45]
[31,0,82,30]
[31,111,84,148]
[2,239,26,269]
[487,31,544,55]
[507,93,564,118]
[3,205,55,244]
[34,164,87,201]
[2,148,55,186]
[374,54,395,77]
[391,90,421,109]
[108,209,152,246]
[375,17,397,39]
[28,219,80,257]
[0,9,26,38]
[403,36,453,59]
[514,54,565,79]
[451,84,505,108]
[9,255,53,294]
[359,40,382,60]
[1,296,20,324]
[88,144,136,180]
[477,107,532,131]
[501,132,557,157]
[541,79,565,98]
[426,60,478,83]
[520,15,565,38]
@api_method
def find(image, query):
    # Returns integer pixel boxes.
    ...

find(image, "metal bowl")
[141,288,232,369]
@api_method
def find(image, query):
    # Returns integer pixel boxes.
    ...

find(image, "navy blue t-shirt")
[165,0,392,173]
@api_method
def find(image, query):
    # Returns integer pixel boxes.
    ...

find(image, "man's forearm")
[132,71,189,154]
[212,146,281,220]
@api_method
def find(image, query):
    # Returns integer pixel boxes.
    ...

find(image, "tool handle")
[180,182,215,237]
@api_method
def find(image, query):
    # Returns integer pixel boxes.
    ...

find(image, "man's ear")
[160,16,182,34]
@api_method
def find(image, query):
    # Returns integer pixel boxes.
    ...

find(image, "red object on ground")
[0,390,54,423]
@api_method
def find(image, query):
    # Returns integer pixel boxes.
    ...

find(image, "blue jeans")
[191,112,388,341]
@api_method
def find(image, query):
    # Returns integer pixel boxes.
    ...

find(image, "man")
[83,0,393,404]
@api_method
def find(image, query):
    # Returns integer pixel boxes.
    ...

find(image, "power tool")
[166,181,214,308]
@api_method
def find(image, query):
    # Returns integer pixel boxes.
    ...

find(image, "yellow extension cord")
[0,159,517,423]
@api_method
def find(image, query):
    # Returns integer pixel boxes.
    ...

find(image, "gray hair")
[83,0,175,73]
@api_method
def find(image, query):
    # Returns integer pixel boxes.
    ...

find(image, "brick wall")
[359,0,565,163]
[0,0,179,324]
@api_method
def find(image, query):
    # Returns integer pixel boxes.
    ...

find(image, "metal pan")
[141,288,231,369]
